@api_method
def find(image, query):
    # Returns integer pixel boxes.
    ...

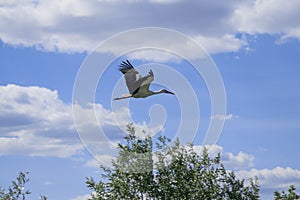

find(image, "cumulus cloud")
[0,0,247,56]
[237,167,300,192]
[194,34,247,54]
[192,145,255,170]
[0,84,82,157]
[232,0,300,40]
[223,151,255,170]
[0,84,161,157]
[0,0,300,57]
[0,0,300,56]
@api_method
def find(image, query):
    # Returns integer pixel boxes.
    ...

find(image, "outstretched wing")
[133,69,154,95]
[119,60,141,94]
[119,60,136,74]
[119,60,154,95]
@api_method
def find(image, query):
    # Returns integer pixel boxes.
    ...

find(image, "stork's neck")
[152,90,163,95]
[141,90,161,97]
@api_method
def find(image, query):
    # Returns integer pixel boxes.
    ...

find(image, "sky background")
[1,0,300,199]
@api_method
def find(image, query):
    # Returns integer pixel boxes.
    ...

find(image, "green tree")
[86,124,260,200]
[0,172,47,200]
[0,172,30,200]
[274,185,300,200]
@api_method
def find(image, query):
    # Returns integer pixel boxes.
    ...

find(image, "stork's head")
[160,89,175,95]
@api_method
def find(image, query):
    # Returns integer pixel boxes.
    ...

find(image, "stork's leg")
[113,95,132,100]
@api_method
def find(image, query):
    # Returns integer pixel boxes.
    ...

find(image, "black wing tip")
[119,60,134,74]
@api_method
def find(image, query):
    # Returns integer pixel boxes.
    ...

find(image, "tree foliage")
[0,172,47,200]
[0,172,31,200]
[86,124,260,200]
[274,185,300,200]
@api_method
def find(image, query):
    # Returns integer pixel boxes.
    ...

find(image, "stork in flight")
[113,60,175,100]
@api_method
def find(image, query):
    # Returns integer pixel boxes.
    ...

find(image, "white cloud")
[194,34,247,54]
[232,0,300,40]
[127,49,182,63]
[237,167,300,191]
[0,0,299,57]
[70,194,92,200]
[211,114,239,121]
[0,84,161,158]
[149,0,182,3]
[0,0,248,56]
[0,84,82,157]
[192,145,255,170]
[223,151,255,170]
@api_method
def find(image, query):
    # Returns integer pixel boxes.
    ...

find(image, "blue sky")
[1,0,300,199]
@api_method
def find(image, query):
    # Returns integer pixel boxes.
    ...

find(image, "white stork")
[113,60,175,100]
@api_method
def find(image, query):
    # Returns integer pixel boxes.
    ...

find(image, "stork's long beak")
[165,90,175,95]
